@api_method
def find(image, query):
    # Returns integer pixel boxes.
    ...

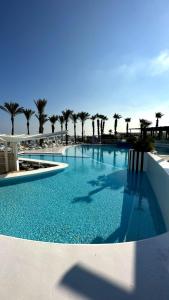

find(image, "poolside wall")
[144,152,169,230]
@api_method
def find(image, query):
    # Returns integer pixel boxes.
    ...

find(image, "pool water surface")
[0,145,166,243]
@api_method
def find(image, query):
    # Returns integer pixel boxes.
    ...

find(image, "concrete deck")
[0,233,169,300]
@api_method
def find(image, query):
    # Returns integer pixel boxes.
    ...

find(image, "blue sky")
[0,0,169,135]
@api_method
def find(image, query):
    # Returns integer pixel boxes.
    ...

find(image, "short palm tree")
[155,112,163,127]
[71,113,79,143]
[109,129,113,135]
[49,115,58,133]
[0,102,23,135]
[113,113,122,135]
[125,118,131,135]
[23,109,35,135]
[78,112,90,142]
[140,119,152,137]
[62,109,73,145]
[34,99,47,133]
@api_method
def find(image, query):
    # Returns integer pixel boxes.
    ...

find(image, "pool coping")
[0,157,68,179]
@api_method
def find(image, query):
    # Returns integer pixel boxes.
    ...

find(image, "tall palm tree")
[62,109,73,145]
[155,112,163,127]
[0,102,23,135]
[125,118,131,136]
[23,109,35,135]
[113,113,122,135]
[78,112,90,142]
[49,115,58,133]
[71,113,79,143]
[140,119,152,137]
[34,99,47,133]
[58,115,64,143]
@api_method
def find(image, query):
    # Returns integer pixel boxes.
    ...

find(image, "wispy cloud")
[117,50,169,78]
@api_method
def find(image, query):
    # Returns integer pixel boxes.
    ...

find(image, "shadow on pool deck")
[59,238,169,300]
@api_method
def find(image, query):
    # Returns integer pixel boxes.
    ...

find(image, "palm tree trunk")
[82,122,84,142]
[65,122,68,145]
[61,124,63,142]
[156,118,159,127]
[97,119,100,139]
[52,124,54,133]
[27,121,30,135]
[103,121,105,133]
[74,123,76,143]
[11,115,14,135]
[126,123,128,135]
[114,119,117,135]
[92,120,95,136]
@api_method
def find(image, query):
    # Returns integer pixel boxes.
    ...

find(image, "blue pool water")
[0,145,166,244]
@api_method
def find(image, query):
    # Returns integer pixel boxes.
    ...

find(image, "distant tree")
[78,112,90,142]
[71,113,79,143]
[109,129,113,135]
[34,99,47,133]
[125,118,131,135]
[49,115,58,133]
[113,113,122,135]
[0,102,23,135]
[155,112,164,127]
[58,115,64,143]
[140,119,152,137]
[62,109,73,145]
[23,109,35,134]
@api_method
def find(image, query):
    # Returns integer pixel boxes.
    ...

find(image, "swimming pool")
[0,145,166,244]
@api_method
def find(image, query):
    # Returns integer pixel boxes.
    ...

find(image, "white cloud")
[149,50,169,75]
[117,50,169,78]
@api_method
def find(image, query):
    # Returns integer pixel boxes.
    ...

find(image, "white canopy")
[0,131,66,143]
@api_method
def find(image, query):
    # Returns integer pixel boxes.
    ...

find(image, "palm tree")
[78,112,90,142]
[95,114,101,139]
[109,129,113,135]
[140,119,152,137]
[125,118,131,136]
[71,113,79,143]
[101,115,108,135]
[62,109,73,145]
[23,109,35,135]
[91,115,96,137]
[58,115,64,143]
[34,99,47,133]
[155,112,164,127]
[49,115,58,133]
[0,102,23,135]
[113,113,122,135]
[35,114,48,134]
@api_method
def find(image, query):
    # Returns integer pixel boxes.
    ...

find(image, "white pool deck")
[0,232,169,300]
[1,147,169,299]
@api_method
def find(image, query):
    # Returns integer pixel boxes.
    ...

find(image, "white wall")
[144,153,169,230]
